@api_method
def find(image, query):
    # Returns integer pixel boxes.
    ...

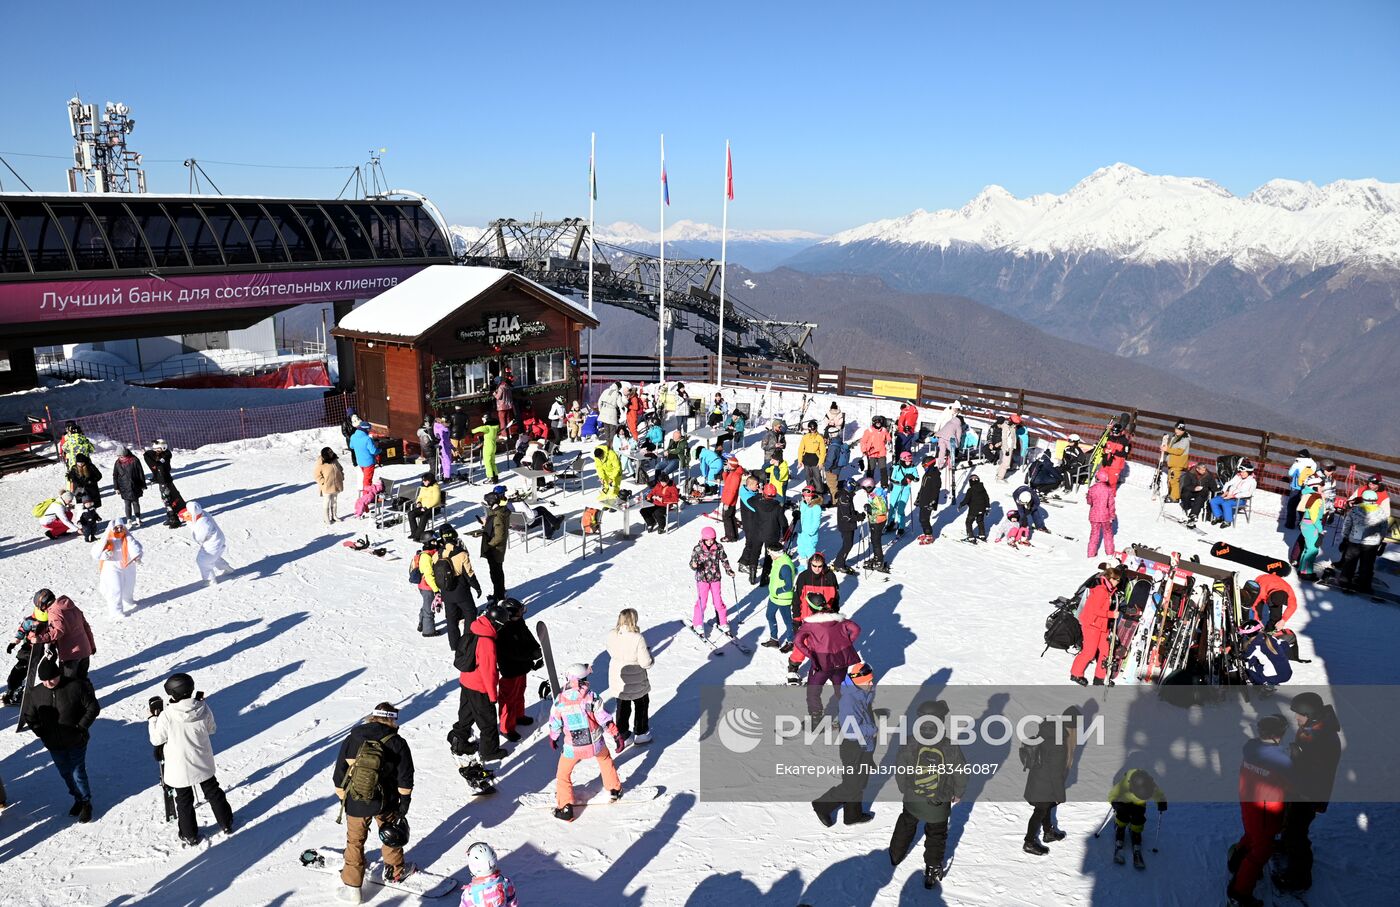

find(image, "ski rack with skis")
[1125,546,1247,688]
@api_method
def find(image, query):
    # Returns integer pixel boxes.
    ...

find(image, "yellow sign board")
[871,379,919,399]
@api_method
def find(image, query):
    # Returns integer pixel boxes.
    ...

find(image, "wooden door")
[359,350,388,426]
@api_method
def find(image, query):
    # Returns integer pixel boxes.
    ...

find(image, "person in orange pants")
[547,663,626,821]
[1070,565,1120,685]
[1227,715,1292,907]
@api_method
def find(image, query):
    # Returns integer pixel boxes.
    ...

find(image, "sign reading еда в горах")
[455,313,548,347]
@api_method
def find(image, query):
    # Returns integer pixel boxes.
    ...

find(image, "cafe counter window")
[433,348,569,403]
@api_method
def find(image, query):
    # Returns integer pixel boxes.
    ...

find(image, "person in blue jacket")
[812,662,878,826]
[795,486,823,564]
[697,441,726,494]
[643,420,665,449]
[349,422,380,488]
[888,450,920,538]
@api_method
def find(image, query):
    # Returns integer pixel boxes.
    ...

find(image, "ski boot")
[779,640,794,654]
[1022,838,1049,856]
[384,864,414,883]
[1132,847,1145,870]
[918,534,934,545]
[1113,843,1125,865]
[761,637,781,648]
[923,865,941,890]
[1070,674,1088,687]
[610,788,624,803]
[786,667,801,686]
[554,804,575,822]
[1092,676,1104,686]
[812,803,836,828]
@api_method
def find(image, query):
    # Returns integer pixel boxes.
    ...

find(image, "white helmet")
[566,663,590,682]
[466,841,498,877]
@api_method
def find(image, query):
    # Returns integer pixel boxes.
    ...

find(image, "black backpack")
[1018,739,1044,771]
[454,632,479,673]
[434,557,459,593]
[1041,598,1083,656]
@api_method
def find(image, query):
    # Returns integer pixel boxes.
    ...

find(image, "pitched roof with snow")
[335,265,599,340]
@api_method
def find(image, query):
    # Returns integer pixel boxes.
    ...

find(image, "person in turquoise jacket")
[796,487,823,564]
[888,450,920,537]
[471,414,502,482]
[698,444,725,491]
[644,421,665,449]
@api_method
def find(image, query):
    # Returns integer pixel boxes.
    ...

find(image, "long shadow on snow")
[92,615,306,710]
[685,868,805,906]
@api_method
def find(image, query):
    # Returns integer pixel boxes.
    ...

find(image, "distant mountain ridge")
[786,164,1400,450]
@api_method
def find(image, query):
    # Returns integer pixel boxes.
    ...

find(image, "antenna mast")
[66,96,146,193]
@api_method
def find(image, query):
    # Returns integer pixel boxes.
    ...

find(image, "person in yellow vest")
[91,518,142,618]
[765,450,791,499]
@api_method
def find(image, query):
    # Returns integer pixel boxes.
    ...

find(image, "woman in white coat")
[606,608,655,744]
[180,500,231,586]
[91,518,142,617]
[148,671,234,845]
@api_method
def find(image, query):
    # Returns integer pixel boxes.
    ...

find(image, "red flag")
[725,145,734,201]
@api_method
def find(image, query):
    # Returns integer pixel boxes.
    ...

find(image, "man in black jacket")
[891,699,967,890]
[450,405,471,461]
[748,484,790,585]
[434,535,483,651]
[494,599,543,742]
[113,448,147,526]
[21,658,100,822]
[333,702,415,898]
[1022,706,1079,855]
[959,474,990,542]
[1274,692,1342,892]
[1178,463,1218,528]
[831,485,863,575]
[479,492,510,602]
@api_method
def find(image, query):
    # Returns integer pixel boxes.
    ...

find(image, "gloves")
[5,642,14,654]
[532,658,544,671]
[1158,801,1168,813]
[398,795,411,817]
[149,696,164,717]
[469,576,483,596]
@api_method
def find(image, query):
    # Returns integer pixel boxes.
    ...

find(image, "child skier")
[460,841,518,906]
[2,603,48,706]
[1107,769,1167,868]
[689,526,735,636]
[958,474,990,542]
[547,663,626,822]
[864,483,890,572]
[888,450,919,537]
[794,487,822,564]
[78,500,101,543]
[995,511,1031,547]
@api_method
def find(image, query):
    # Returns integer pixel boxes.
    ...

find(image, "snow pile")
[0,396,1395,905]
[824,163,1400,267]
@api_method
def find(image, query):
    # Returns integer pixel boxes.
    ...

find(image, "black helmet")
[483,492,501,507]
[33,588,56,610]
[164,672,195,702]
[503,597,526,619]
[439,523,459,542]
[1290,691,1325,719]
[806,591,831,612]
[485,603,512,627]
[1128,771,1155,800]
[379,816,410,847]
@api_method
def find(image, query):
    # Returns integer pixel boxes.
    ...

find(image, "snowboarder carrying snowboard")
[148,672,234,846]
[547,663,626,822]
[332,702,415,904]
[1106,769,1166,869]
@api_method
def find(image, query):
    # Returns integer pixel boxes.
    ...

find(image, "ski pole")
[1092,805,1114,838]
[1152,811,1162,853]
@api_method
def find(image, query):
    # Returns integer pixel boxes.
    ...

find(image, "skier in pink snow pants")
[1085,468,1117,558]
[689,526,735,631]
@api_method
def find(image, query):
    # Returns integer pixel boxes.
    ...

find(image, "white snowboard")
[520,784,664,812]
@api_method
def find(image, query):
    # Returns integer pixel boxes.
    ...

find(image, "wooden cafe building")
[332,264,599,445]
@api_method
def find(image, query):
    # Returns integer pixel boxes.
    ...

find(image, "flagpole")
[718,140,729,390]
[588,131,595,395]
[658,133,667,384]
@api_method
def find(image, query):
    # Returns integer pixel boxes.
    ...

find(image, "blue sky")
[2,1,1397,234]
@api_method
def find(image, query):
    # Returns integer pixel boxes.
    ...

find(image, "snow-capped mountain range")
[823,163,1400,268]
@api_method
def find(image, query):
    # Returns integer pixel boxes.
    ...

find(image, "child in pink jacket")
[1085,468,1117,558]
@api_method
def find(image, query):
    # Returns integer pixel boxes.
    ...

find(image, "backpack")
[434,557,459,593]
[1018,740,1044,771]
[454,632,479,672]
[910,744,947,801]
[408,555,423,586]
[344,731,397,811]
[1041,598,1083,656]
[582,507,600,535]
[32,497,57,518]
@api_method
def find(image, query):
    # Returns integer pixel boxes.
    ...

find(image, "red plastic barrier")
[144,362,330,390]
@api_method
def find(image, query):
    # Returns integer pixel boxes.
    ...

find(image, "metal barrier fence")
[44,392,357,452]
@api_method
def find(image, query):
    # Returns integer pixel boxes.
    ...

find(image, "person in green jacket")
[472,414,502,482]
[1107,768,1167,869]
[890,699,967,891]
[762,545,796,648]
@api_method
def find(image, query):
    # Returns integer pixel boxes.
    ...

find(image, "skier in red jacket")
[453,611,505,764]
[1070,565,1121,685]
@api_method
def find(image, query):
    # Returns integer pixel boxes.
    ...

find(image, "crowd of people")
[11,379,1391,906]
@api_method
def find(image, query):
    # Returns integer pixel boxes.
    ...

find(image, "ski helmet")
[847,662,874,687]
[466,841,498,877]
[503,596,527,619]
[806,591,831,612]
[379,816,410,847]
[33,588,55,611]
[1127,771,1156,801]
[1289,691,1325,720]
[859,477,876,490]
[1238,620,1263,636]
[485,602,512,628]
[164,672,195,701]
[566,663,590,682]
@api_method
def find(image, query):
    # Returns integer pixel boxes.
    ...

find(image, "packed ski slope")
[0,389,1395,906]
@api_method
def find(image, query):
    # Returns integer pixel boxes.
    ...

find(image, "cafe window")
[433,359,490,401]
[506,354,531,387]
[533,350,567,384]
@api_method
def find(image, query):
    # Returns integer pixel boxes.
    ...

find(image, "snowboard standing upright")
[536,620,561,701]
[14,642,51,734]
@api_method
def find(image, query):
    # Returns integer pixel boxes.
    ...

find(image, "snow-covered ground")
[0,379,330,425]
[0,394,1395,905]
